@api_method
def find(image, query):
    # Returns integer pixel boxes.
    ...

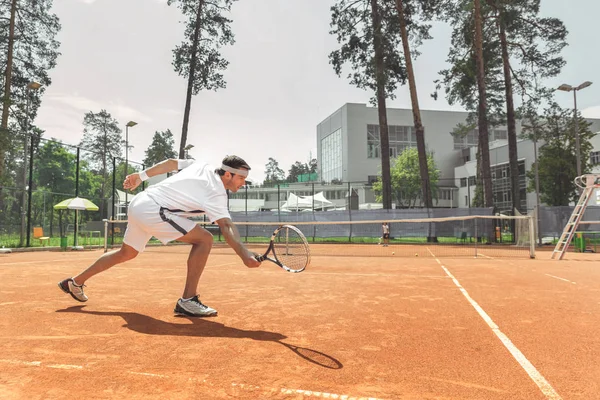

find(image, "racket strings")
[272,229,309,270]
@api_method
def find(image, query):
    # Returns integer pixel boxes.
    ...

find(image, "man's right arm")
[216,217,261,268]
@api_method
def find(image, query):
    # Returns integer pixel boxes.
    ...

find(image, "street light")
[24,81,42,247]
[124,121,137,212]
[557,81,593,177]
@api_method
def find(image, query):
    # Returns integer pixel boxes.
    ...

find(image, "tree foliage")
[143,129,178,168]
[434,0,568,212]
[79,110,123,217]
[286,159,317,183]
[263,157,285,185]
[372,147,440,207]
[0,0,60,178]
[330,0,417,209]
[524,104,594,206]
[167,0,236,158]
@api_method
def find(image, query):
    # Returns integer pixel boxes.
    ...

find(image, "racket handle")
[255,255,265,262]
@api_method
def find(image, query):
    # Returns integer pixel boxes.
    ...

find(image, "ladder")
[552,174,600,260]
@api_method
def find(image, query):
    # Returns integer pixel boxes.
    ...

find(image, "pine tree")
[79,110,123,218]
[143,129,178,168]
[167,0,236,158]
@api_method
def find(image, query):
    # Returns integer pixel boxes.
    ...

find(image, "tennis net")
[103,214,535,258]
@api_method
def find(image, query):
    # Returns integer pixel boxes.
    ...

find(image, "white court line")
[545,274,576,285]
[476,252,495,259]
[0,359,81,369]
[307,272,447,278]
[129,371,169,378]
[0,359,41,366]
[0,360,384,399]
[1,258,97,266]
[47,364,83,370]
[426,248,562,400]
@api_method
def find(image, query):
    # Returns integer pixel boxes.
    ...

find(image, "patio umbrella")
[53,197,99,211]
[53,197,99,249]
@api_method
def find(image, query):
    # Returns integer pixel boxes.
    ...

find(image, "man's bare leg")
[176,226,213,298]
[59,243,139,302]
[73,243,139,285]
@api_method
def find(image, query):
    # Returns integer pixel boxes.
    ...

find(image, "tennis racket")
[255,225,310,273]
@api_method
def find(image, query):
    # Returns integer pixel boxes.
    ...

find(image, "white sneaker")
[58,278,88,302]
[174,296,217,317]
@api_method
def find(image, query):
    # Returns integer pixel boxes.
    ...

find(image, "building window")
[367,125,380,158]
[492,171,496,180]
[493,129,507,140]
[367,124,417,159]
[465,195,469,206]
[322,128,343,183]
[591,151,600,165]
[468,176,476,186]
[453,128,508,149]
[460,178,467,187]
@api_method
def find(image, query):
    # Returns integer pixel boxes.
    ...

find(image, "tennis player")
[58,155,261,317]
[382,222,390,247]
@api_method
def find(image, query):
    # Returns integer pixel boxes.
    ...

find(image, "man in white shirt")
[58,155,261,317]
[382,222,390,247]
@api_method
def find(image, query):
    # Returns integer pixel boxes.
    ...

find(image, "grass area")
[1,232,517,249]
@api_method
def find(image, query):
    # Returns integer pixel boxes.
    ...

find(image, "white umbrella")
[53,197,99,249]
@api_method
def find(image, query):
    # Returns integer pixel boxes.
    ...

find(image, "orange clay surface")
[0,247,599,399]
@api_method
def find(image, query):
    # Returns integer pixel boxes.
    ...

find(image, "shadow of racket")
[56,306,342,369]
[277,341,343,369]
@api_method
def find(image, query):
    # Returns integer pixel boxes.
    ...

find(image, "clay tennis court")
[1,245,598,399]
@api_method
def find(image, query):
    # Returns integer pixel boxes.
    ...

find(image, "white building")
[317,103,600,212]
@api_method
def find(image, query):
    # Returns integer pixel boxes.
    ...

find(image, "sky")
[36,0,600,182]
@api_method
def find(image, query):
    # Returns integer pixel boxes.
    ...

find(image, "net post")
[528,216,536,258]
[103,219,108,253]
[474,218,478,258]
[348,182,352,243]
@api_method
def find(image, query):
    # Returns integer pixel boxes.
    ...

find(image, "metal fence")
[0,135,144,248]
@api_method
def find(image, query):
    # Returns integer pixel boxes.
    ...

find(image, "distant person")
[58,155,261,317]
[382,222,390,247]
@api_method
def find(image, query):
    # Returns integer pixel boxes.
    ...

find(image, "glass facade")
[367,124,417,158]
[491,160,527,213]
[321,128,342,183]
[453,129,508,150]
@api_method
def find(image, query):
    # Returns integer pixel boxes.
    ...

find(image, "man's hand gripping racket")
[255,225,310,273]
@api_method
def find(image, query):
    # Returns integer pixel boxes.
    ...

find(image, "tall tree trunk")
[179,0,204,159]
[473,0,493,209]
[499,18,520,214]
[0,0,17,212]
[370,0,392,210]
[395,0,436,240]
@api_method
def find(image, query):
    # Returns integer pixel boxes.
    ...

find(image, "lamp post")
[557,81,593,178]
[124,120,137,213]
[23,81,42,247]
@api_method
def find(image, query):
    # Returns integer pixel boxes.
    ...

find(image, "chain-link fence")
[0,135,144,249]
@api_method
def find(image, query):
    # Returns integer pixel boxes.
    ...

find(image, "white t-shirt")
[144,160,231,222]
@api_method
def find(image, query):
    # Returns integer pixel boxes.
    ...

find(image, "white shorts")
[123,192,198,252]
